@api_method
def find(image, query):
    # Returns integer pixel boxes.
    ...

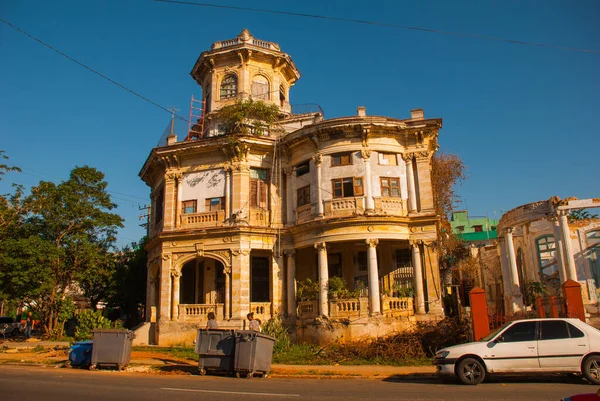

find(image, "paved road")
[0,365,595,401]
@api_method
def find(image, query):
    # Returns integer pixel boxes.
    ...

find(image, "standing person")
[205,312,218,330]
[25,312,33,339]
[247,312,261,332]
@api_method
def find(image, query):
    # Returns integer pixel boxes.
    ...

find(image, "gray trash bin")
[195,329,236,375]
[233,330,275,378]
[90,329,134,371]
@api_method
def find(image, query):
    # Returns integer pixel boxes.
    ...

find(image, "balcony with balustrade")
[297,296,414,320]
[180,210,225,229]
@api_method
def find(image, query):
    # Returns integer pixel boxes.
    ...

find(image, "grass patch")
[133,346,198,361]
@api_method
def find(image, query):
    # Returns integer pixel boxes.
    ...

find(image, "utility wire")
[0,17,191,122]
[153,0,599,54]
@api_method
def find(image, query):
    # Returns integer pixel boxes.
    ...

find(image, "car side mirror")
[486,341,496,348]
[494,336,505,344]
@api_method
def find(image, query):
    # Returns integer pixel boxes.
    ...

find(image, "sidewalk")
[0,339,436,379]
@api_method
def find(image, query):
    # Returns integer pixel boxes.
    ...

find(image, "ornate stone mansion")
[138,29,444,345]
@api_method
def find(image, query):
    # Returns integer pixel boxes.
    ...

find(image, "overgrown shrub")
[262,318,291,353]
[74,310,122,341]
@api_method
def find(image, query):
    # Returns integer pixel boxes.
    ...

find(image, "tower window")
[220,75,238,99]
[331,152,352,166]
[332,177,363,198]
[251,75,270,100]
[296,161,310,176]
[297,185,310,207]
[380,177,400,197]
[279,85,286,107]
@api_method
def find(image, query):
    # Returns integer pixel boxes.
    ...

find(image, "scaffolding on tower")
[185,94,205,140]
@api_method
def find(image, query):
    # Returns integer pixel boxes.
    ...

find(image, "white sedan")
[433,318,600,385]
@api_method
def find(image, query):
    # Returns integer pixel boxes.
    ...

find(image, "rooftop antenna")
[168,106,180,136]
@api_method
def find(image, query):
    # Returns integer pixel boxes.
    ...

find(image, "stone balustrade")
[297,301,318,318]
[180,210,224,228]
[178,304,224,322]
[381,296,414,317]
[296,203,315,224]
[323,197,365,217]
[249,302,272,323]
[373,197,407,216]
[329,297,369,318]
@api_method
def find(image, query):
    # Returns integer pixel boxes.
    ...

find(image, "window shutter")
[250,179,258,207]
[259,181,268,208]
[354,177,364,196]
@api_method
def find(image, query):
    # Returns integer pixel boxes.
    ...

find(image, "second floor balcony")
[296,196,408,224]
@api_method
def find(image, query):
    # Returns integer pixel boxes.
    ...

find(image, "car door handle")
[527,346,535,349]
[578,344,587,347]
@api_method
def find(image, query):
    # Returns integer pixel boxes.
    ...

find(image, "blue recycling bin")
[68,341,93,368]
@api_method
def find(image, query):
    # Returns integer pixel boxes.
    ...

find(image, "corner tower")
[190,29,301,125]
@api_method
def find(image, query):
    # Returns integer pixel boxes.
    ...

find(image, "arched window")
[220,75,237,99]
[251,75,270,100]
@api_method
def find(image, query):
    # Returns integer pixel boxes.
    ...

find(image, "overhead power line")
[153,0,599,54]
[0,18,190,122]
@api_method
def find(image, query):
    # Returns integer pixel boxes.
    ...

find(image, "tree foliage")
[0,165,124,336]
[430,152,468,270]
[213,99,280,135]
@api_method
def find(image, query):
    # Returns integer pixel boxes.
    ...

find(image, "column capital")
[409,239,423,247]
[231,162,250,172]
[400,152,414,162]
[312,153,323,166]
[283,249,296,257]
[223,266,231,275]
[314,242,327,252]
[414,151,431,161]
[360,149,372,160]
[170,269,181,279]
[366,238,379,248]
[231,249,251,256]
[284,167,294,177]
[504,227,514,235]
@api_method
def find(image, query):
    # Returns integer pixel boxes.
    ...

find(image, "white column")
[403,153,417,213]
[314,154,324,217]
[551,216,567,283]
[285,249,297,319]
[559,211,578,281]
[411,241,426,314]
[362,150,374,212]
[498,238,511,311]
[505,228,524,311]
[224,266,231,320]
[315,242,329,317]
[170,270,181,320]
[366,239,381,315]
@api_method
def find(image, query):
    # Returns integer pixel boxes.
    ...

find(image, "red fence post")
[535,296,545,318]
[469,287,490,341]
[562,280,586,322]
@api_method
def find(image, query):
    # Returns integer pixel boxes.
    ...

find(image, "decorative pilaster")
[423,243,443,315]
[284,249,297,319]
[224,165,232,221]
[504,228,524,312]
[558,211,578,281]
[224,266,231,320]
[170,269,181,321]
[231,161,250,224]
[284,168,295,225]
[361,149,374,213]
[414,151,434,212]
[366,239,381,315]
[402,153,418,213]
[159,254,171,320]
[231,248,251,319]
[271,253,283,316]
[163,173,177,230]
[411,241,426,314]
[315,242,329,317]
[314,154,324,217]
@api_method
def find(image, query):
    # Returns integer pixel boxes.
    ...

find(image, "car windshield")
[479,322,511,342]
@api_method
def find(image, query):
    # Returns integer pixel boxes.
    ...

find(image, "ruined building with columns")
[138,29,444,345]
[496,197,600,317]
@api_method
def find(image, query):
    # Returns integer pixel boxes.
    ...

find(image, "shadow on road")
[382,373,591,385]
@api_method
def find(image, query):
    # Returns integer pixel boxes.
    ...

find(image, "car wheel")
[457,357,486,385]
[582,355,600,384]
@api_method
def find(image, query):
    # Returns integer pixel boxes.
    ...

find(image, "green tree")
[18,166,123,335]
[106,237,148,328]
[569,209,598,221]
[213,99,280,135]
[430,152,468,270]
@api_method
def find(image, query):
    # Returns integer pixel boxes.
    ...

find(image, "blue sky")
[1,0,599,246]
